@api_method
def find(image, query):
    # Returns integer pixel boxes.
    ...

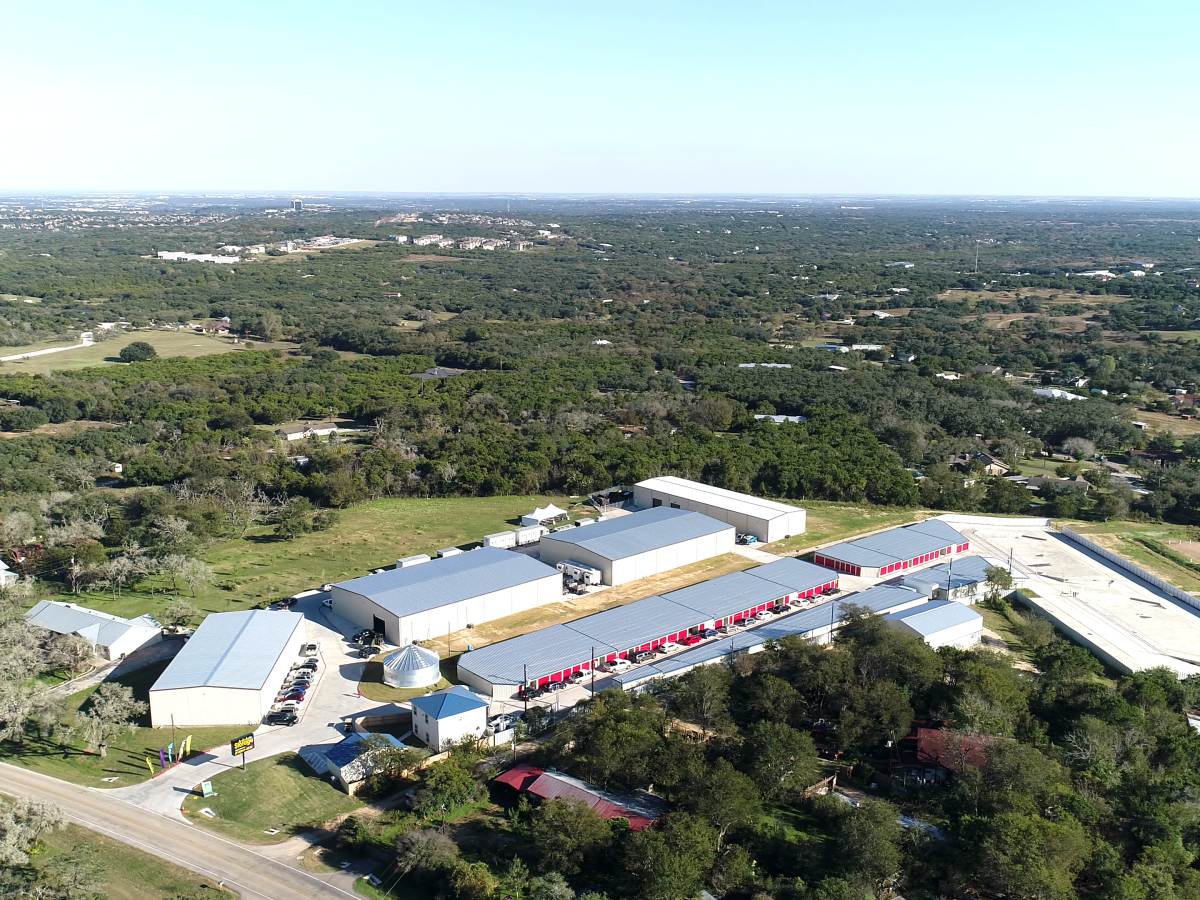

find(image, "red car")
[680,634,704,647]
[277,690,306,703]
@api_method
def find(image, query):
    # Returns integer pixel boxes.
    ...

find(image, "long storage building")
[633,476,806,543]
[813,519,970,578]
[457,556,837,696]
[149,610,305,727]
[537,506,735,586]
[330,548,563,645]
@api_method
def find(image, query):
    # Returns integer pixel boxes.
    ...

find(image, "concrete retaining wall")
[1057,527,1200,615]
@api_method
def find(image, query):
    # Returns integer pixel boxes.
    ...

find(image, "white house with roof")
[0,559,16,588]
[25,600,162,661]
[885,600,982,650]
[410,685,489,750]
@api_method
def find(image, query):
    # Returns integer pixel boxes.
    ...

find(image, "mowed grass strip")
[769,501,929,555]
[43,494,579,620]
[31,820,232,899]
[0,330,298,374]
[181,752,362,844]
[2,660,246,788]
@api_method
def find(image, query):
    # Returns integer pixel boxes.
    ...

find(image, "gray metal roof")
[663,571,784,619]
[896,555,994,596]
[905,519,969,545]
[334,548,560,618]
[747,557,836,593]
[540,507,731,561]
[818,520,966,568]
[852,528,953,560]
[25,600,158,648]
[817,540,902,568]
[151,610,304,692]
[566,594,699,651]
[886,599,982,636]
[458,625,618,686]
[382,644,440,674]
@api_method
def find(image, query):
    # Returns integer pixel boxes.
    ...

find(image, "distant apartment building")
[481,239,507,251]
[393,235,409,244]
[459,237,485,250]
[413,234,444,247]
[511,240,533,251]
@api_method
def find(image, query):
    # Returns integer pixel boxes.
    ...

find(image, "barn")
[25,600,162,661]
[148,610,305,727]
[330,548,563,645]
[536,506,735,586]
[813,519,970,578]
[885,600,983,649]
[633,476,807,543]
[456,557,836,697]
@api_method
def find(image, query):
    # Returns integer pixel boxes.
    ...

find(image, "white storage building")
[885,600,983,650]
[330,548,562,645]
[148,610,305,727]
[25,600,162,661]
[410,685,489,750]
[633,476,806,543]
[537,506,735,586]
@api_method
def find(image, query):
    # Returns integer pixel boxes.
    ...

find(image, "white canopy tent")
[521,504,569,526]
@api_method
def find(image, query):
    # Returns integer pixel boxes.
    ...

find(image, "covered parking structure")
[536,506,735,585]
[813,519,970,578]
[632,476,806,543]
[457,557,836,696]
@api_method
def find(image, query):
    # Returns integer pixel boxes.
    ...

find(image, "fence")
[1056,527,1200,615]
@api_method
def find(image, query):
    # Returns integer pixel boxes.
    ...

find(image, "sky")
[4,0,1198,197]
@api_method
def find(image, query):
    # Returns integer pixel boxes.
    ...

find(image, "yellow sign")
[230,733,255,756]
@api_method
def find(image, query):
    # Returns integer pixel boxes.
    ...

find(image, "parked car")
[701,628,719,639]
[632,651,655,663]
[277,691,306,703]
[267,710,298,726]
[657,642,681,654]
[517,685,538,701]
[301,643,319,657]
[736,533,759,545]
[286,677,312,689]
[297,658,318,671]
[543,680,566,693]
[680,634,704,647]
[769,604,789,615]
[604,658,632,673]
[568,670,589,683]
[352,629,375,644]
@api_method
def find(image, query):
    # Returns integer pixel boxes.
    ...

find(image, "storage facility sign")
[230,733,255,756]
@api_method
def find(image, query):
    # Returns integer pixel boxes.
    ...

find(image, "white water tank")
[381,644,441,689]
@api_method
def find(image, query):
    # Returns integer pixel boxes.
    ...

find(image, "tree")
[448,860,498,900]
[526,798,614,877]
[274,497,316,540]
[256,311,284,341]
[43,633,93,675]
[666,665,731,732]
[984,566,1014,605]
[833,798,903,891]
[686,759,761,850]
[0,798,64,866]
[1062,437,1096,460]
[74,682,146,757]
[158,598,199,631]
[413,758,480,820]
[393,828,458,880]
[742,721,818,801]
[117,341,157,363]
[973,812,1090,900]
[622,813,717,900]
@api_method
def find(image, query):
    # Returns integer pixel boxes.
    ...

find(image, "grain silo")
[381,643,441,689]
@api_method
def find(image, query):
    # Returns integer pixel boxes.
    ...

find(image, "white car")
[604,658,633,673]
[487,713,518,733]
[656,642,681,655]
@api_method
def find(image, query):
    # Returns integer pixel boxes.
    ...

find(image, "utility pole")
[590,646,595,694]
[523,663,529,716]
[946,557,954,599]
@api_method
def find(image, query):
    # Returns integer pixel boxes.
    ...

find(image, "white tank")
[381,644,441,689]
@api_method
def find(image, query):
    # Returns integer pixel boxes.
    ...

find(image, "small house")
[410,685,489,750]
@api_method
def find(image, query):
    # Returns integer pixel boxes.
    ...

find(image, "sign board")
[200,780,215,798]
[230,733,255,756]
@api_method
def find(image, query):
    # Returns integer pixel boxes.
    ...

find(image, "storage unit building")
[410,685,489,750]
[813,519,970,578]
[457,557,839,697]
[893,555,994,603]
[537,506,735,586]
[633,476,807,543]
[25,600,162,661]
[148,610,305,727]
[330,548,563,645]
[886,599,983,649]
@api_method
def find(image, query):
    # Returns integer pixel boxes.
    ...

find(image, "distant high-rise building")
[292,199,303,212]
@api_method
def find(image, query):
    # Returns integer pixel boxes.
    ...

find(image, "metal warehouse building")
[149,610,305,727]
[457,557,836,696]
[886,599,983,649]
[893,554,994,602]
[632,476,807,543]
[537,506,735,586]
[331,548,563,645]
[813,519,970,578]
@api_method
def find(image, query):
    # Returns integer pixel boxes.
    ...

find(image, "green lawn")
[358,652,453,702]
[181,752,362,844]
[0,330,298,374]
[45,494,579,620]
[1,661,246,788]
[770,501,928,554]
[31,821,230,899]
[1067,520,1200,593]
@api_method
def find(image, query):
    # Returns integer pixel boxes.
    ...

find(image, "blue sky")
[4,1,1197,196]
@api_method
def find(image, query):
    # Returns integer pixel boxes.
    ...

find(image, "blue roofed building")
[537,507,735,585]
[149,610,306,727]
[814,519,970,578]
[893,554,995,602]
[330,547,563,644]
[410,685,490,750]
[885,600,983,649]
[300,731,408,794]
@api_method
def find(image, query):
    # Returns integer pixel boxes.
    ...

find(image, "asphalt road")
[0,762,357,900]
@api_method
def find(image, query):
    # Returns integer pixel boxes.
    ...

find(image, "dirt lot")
[1168,541,1200,564]
[1128,409,1200,437]
[437,552,756,656]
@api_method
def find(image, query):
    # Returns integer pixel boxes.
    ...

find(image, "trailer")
[574,518,595,527]
[555,559,602,586]
[437,547,464,559]
[515,525,546,546]
[483,531,518,550]
[397,554,431,568]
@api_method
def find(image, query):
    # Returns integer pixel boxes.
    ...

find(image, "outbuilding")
[330,548,562,644]
[148,610,305,727]
[537,506,734,586]
[24,600,162,661]
[632,476,806,543]
[885,600,983,649]
[410,685,489,750]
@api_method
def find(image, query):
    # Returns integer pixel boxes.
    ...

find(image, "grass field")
[181,752,362,844]
[1068,520,1200,593]
[1127,409,1200,437]
[0,330,298,374]
[1,660,246,788]
[359,652,453,702]
[30,821,230,899]
[47,494,580,621]
[769,501,928,555]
